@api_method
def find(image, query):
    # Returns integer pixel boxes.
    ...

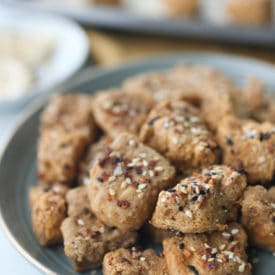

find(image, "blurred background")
[0,1,275,273]
[1,0,275,113]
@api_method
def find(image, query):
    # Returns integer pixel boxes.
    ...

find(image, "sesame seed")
[172,137,179,145]
[83,178,90,185]
[109,188,116,196]
[270,203,275,209]
[128,140,136,147]
[238,263,245,272]
[155,166,164,172]
[231,228,239,235]
[139,152,147,158]
[53,186,60,193]
[121,181,127,189]
[77,219,85,226]
[202,255,207,261]
[113,165,123,176]
[185,210,193,218]
[217,259,223,263]
[149,170,155,177]
[204,243,210,248]
[222,232,231,238]
[219,244,226,250]
[161,197,166,203]
[126,178,132,184]
[138,183,147,190]
[139,257,146,261]
[143,160,148,167]
[108,176,116,182]
[258,156,265,164]
[211,248,217,254]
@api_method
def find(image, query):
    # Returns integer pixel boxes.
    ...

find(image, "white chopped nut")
[129,140,136,147]
[113,165,123,176]
[77,219,85,226]
[108,176,116,182]
[154,166,163,172]
[138,183,147,190]
[222,232,231,238]
[109,188,116,196]
[149,170,155,177]
[185,210,193,218]
[231,228,239,235]
[238,262,245,273]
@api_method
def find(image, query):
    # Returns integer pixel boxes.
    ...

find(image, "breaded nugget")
[233,76,275,123]
[41,94,95,137]
[29,184,68,246]
[103,247,168,275]
[241,185,275,252]
[88,132,176,231]
[165,0,198,17]
[151,165,246,233]
[163,223,251,275]
[217,116,275,184]
[38,127,90,185]
[226,0,271,26]
[61,186,137,271]
[140,100,220,175]
[78,136,112,185]
[123,65,234,106]
[92,89,155,138]
[124,65,236,130]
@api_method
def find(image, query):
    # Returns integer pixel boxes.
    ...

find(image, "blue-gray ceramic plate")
[0,53,274,274]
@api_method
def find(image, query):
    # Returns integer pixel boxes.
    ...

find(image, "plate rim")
[0,52,275,274]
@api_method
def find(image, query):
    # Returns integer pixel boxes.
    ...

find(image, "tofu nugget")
[41,94,95,136]
[241,185,275,252]
[103,247,168,275]
[61,186,137,271]
[140,100,220,175]
[38,94,96,185]
[163,223,251,275]
[78,136,112,185]
[88,132,176,231]
[29,184,68,246]
[38,128,90,185]
[217,116,275,184]
[151,165,246,233]
[92,89,155,138]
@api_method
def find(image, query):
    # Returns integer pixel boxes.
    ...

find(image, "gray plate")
[4,0,275,47]
[0,53,275,275]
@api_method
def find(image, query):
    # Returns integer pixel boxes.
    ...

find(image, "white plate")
[0,6,89,110]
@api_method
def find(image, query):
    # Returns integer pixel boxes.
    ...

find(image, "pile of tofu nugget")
[29,65,275,274]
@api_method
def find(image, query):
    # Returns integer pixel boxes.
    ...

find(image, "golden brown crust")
[92,89,155,138]
[140,100,220,175]
[151,165,246,233]
[217,116,275,184]
[241,185,275,252]
[38,128,90,185]
[165,0,198,16]
[226,0,271,26]
[88,132,176,231]
[163,223,251,275]
[38,94,96,185]
[30,184,68,246]
[103,248,168,275]
[61,186,137,271]
[78,136,112,185]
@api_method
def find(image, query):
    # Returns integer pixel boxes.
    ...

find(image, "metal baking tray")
[4,0,275,47]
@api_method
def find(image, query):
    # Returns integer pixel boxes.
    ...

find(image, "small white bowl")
[0,6,89,111]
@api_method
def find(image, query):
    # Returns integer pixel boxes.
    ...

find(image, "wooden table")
[87,29,275,67]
